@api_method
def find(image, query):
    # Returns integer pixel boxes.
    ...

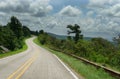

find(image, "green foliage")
[38,33,47,45]
[0,38,28,58]
[0,26,18,50]
[8,16,23,39]
[67,24,83,43]
[37,31,120,71]
[34,38,116,79]
[0,16,31,51]
[51,50,116,79]
[109,52,120,68]
[60,40,75,53]
[30,30,39,35]
[67,36,72,40]
[39,30,44,34]
[75,40,91,57]
[23,26,31,37]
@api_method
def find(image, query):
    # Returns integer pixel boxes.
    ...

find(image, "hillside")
[47,32,92,40]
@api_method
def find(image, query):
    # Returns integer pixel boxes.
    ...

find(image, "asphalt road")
[0,37,80,79]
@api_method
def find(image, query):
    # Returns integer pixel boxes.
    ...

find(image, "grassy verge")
[0,38,28,58]
[34,37,116,79]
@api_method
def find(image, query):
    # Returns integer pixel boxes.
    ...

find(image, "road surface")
[0,37,80,79]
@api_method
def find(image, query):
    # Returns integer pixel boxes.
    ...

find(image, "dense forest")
[0,16,31,53]
[38,24,120,71]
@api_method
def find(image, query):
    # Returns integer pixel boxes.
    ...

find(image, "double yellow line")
[7,54,39,79]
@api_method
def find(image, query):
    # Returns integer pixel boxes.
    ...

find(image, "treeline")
[38,24,120,71]
[0,16,31,52]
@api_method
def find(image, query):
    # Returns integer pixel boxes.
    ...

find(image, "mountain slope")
[47,32,92,40]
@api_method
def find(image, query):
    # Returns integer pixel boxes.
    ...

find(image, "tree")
[39,30,44,34]
[30,30,39,35]
[38,33,47,45]
[0,25,3,45]
[23,26,31,37]
[67,36,72,40]
[8,16,23,39]
[67,24,83,43]
[0,16,32,51]
[91,37,116,57]
[0,26,18,50]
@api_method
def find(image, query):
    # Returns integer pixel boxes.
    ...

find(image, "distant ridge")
[47,33,67,39]
[47,32,92,40]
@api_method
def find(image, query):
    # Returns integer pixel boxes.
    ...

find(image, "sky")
[0,0,120,40]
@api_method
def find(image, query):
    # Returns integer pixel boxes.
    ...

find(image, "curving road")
[0,37,80,79]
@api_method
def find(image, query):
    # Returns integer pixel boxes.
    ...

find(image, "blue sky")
[0,0,120,40]
[50,0,89,13]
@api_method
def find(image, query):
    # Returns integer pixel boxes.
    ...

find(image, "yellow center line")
[7,53,39,79]
[7,57,34,79]
[15,56,38,79]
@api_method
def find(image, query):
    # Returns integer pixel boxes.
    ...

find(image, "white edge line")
[53,54,79,79]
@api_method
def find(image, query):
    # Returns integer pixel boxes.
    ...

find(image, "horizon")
[0,0,120,40]
[47,32,113,41]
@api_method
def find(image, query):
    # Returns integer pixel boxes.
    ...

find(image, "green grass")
[34,37,117,79]
[33,37,41,46]
[0,38,28,58]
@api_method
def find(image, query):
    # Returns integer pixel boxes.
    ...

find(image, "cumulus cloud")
[59,5,82,17]
[29,0,53,17]
[87,0,120,38]
[101,4,120,17]
[89,0,120,8]
[88,0,120,17]
[86,11,94,16]
[45,20,58,29]
[0,0,30,13]
[0,0,120,40]
[89,0,108,7]
[0,0,53,17]
[107,21,120,33]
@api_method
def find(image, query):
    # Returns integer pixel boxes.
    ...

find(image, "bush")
[37,32,120,71]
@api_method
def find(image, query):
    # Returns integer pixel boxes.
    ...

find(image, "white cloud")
[0,0,52,17]
[89,0,120,7]
[107,21,120,32]
[89,0,108,7]
[86,11,94,16]
[87,0,120,38]
[0,0,120,40]
[88,0,120,17]
[29,0,53,17]
[59,5,82,17]
[0,12,6,15]
[101,4,120,17]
